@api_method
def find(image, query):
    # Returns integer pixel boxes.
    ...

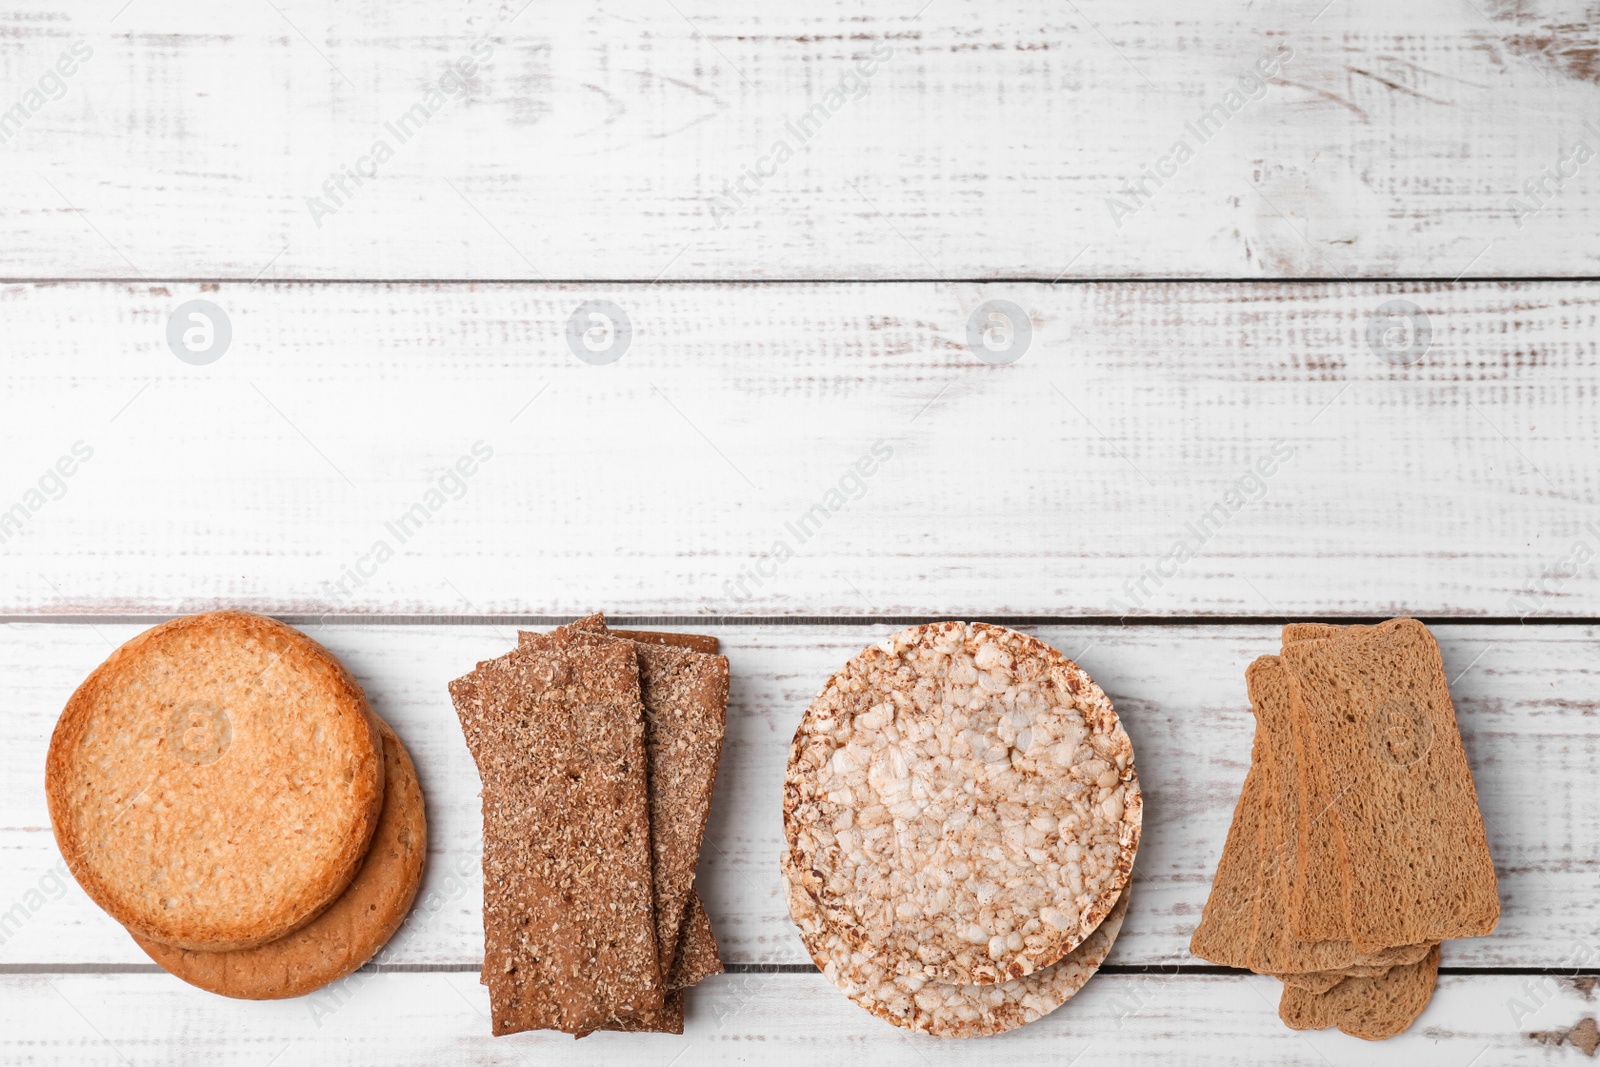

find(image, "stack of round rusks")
[783,622,1141,1037]
[45,612,427,999]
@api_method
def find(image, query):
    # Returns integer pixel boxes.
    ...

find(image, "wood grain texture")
[3,0,1600,279]
[2,971,1595,1064]
[4,623,1596,969]
[1,281,1597,617]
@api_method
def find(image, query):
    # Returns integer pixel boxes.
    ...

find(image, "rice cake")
[451,639,662,1036]
[784,849,1129,1038]
[134,714,426,998]
[46,612,385,951]
[1282,620,1499,951]
[1279,942,1441,1040]
[785,622,1140,985]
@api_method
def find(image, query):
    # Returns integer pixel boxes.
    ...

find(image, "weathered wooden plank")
[1,970,1593,1064]
[3,623,1595,969]
[2,0,1600,278]
[1,281,1596,617]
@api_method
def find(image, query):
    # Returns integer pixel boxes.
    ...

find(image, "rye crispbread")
[605,991,686,1034]
[784,848,1130,1038]
[134,714,426,998]
[1281,619,1499,951]
[452,639,662,1036]
[610,629,721,655]
[516,616,728,1033]
[667,893,724,990]
[46,612,385,951]
[1244,657,1433,975]
[785,623,1140,986]
[1279,942,1441,1040]
[520,617,729,980]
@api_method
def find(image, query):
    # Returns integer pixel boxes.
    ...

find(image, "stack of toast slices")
[1191,619,1499,1040]
[450,614,729,1037]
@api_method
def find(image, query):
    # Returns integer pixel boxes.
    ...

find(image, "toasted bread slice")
[1279,942,1441,1040]
[1281,620,1499,951]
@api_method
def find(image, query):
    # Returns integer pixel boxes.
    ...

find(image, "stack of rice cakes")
[450,614,729,1037]
[1191,619,1499,1040]
[783,622,1141,1037]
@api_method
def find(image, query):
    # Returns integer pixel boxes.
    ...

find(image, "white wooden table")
[3,1,1599,1063]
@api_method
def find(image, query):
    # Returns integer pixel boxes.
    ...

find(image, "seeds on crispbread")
[785,623,1140,987]
[520,618,729,980]
[611,628,721,655]
[455,639,662,1036]
[667,893,725,990]
[452,614,728,1038]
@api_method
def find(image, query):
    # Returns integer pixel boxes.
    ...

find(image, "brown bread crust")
[1279,942,1441,1040]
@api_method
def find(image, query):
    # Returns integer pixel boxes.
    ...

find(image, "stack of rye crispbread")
[1191,619,1499,1041]
[449,614,729,1037]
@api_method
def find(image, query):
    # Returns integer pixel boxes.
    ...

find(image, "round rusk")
[135,715,426,998]
[47,612,386,950]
